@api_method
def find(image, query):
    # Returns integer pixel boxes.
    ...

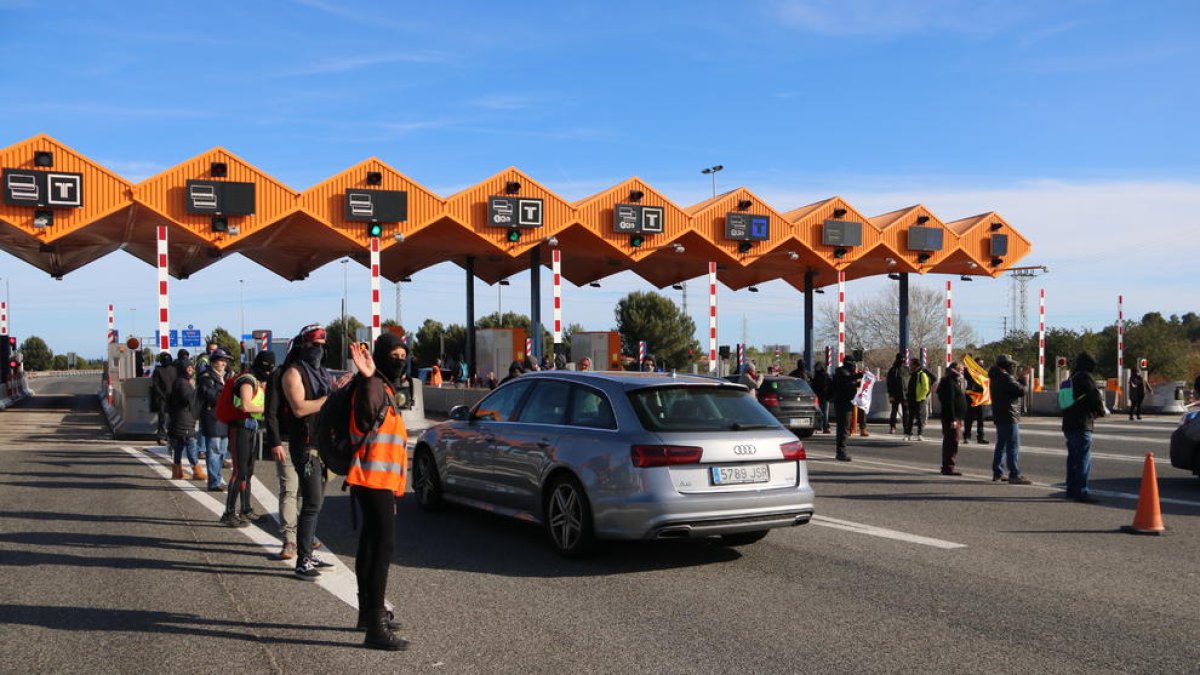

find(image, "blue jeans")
[1063,430,1093,498]
[205,436,228,489]
[196,429,207,457]
[992,423,1021,478]
[170,435,198,466]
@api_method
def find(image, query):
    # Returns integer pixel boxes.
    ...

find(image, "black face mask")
[299,344,324,367]
[379,356,405,382]
[253,364,273,381]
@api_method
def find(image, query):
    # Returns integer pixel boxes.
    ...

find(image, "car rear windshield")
[628,385,781,432]
[765,378,815,396]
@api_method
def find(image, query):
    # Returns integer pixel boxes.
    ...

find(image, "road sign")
[488,196,543,228]
[822,219,863,247]
[155,330,180,348]
[184,180,256,215]
[725,213,770,241]
[907,226,944,252]
[3,169,84,208]
[613,204,664,234]
[344,189,407,223]
[181,329,202,348]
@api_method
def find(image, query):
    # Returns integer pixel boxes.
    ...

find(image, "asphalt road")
[2,377,1197,674]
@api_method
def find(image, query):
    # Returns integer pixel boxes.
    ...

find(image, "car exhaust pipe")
[655,526,692,539]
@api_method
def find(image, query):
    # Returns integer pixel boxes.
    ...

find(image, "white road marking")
[1018,428,1169,445]
[125,446,361,610]
[811,515,967,549]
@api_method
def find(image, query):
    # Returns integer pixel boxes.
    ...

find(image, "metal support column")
[465,256,476,380]
[803,269,814,372]
[898,272,910,358]
[529,248,543,363]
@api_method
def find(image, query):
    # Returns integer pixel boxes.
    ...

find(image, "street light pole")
[238,279,245,365]
[701,164,724,198]
[341,259,349,370]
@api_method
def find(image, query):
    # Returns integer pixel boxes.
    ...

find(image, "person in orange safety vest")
[347,333,410,651]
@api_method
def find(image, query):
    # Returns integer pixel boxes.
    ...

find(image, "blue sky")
[1,0,1197,358]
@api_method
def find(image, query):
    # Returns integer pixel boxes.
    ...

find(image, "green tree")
[20,336,52,371]
[52,354,69,370]
[614,291,700,371]
[324,316,365,370]
[207,327,242,365]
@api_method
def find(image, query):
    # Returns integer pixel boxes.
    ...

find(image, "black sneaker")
[295,557,321,580]
[241,509,265,523]
[1008,475,1032,485]
[1073,495,1100,504]
[940,469,962,476]
[219,512,247,528]
[835,453,851,462]
[309,553,335,568]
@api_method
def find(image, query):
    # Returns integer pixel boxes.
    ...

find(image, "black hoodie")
[1062,352,1105,432]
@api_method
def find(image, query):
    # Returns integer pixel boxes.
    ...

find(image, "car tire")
[795,429,815,439]
[543,474,596,558]
[719,530,770,547]
[412,448,445,511]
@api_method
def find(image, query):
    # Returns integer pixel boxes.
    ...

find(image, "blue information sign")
[181,329,203,348]
[154,330,180,348]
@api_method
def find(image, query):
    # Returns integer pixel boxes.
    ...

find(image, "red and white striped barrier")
[156,226,170,351]
[552,249,562,345]
[370,237,381,344]
[708,262,717,373]
[107,303,115,344]
[1038,288,1045,389]
[836,270,845,366]
[1117,294,1124,376]
[945,280,953,367]
[1,300,7,336]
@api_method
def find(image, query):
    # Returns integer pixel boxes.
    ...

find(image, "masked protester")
[346,333,411,651]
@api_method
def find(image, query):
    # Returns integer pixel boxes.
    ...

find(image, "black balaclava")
[252,350,276,381]
[373,332,407,383]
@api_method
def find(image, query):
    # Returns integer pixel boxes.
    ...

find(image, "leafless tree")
[816,284,979,370]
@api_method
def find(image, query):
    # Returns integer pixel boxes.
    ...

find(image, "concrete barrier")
[0,376,30,410]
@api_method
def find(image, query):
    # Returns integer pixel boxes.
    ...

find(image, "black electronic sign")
[3,169,83,208]
[613,204,665,234]
[822,219,862,247]
[185,180,256,216]
[344,189,408,223]
[907,226,944,252]
[990,233,1009,257]
[488,196,543,228]
[725,213,770,241]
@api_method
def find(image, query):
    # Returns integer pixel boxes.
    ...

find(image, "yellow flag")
[963,355,991,406]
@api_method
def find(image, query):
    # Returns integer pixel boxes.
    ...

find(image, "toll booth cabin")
[476,327,529,381]
[571,331,622,371]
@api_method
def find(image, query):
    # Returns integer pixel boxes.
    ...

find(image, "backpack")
[315,384,395,476]
[1058,379,1075,410]
[215,372,256,424]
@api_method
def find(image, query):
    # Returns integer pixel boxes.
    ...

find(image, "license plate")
[789,417,813,427]
[711,464,770,485]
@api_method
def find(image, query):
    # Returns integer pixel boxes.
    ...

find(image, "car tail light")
[631,445,704,468]
[813,395,821,408]
[760,392,780,408]
[780,440,806,461]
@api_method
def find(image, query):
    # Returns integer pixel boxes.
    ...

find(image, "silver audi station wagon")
[412,371,815,556]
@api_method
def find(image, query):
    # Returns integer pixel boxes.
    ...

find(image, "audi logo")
[732,444,757,455]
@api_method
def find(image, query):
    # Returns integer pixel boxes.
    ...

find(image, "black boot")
[357,604,401,631]
[363,610,409,651]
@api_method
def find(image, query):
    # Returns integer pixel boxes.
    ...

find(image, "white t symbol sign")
[55,182,72,199]
[644,210,659,230]
[522,204,537,220]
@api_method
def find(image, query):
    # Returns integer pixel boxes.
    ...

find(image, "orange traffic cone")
[1122,452,1166,535]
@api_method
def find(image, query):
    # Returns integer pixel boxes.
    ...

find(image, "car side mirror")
[450,405,471,421]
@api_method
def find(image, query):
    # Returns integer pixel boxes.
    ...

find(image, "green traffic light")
[630,234,644,248]
[367,223,383,237]
[507,228,521,243]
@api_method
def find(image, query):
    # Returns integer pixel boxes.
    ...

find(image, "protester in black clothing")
[1062,352,1107,501]
[1127,370,1150,420]
[885,353,909,435]
[788,359,808,381]
[150,351,176,445]
[281,324,351,579]
[936,361,968,475]
[167,358,203,481]
[905,358,937,441]
[831,356,862,461]
[811,362,832,433]
[221,351,273,529]
[989,355,1030,484]
[500,361,523,384]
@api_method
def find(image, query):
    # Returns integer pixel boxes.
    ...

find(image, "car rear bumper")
[591,484,816,540]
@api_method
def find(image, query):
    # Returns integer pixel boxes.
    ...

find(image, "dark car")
[1169,407,1200,479]
[724,375,824,438]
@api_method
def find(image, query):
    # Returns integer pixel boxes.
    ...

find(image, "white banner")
[853,370,877,411]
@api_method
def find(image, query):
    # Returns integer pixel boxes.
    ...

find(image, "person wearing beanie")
[221,350,275,528]
[988,354,1031,484]
[346,332,411,651]
[166,358,202,480]
[885,353,909,435]
[936,361,968,475]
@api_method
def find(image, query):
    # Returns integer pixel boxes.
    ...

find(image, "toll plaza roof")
[0,134,1031,288]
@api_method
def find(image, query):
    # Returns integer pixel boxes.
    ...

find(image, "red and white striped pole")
[1037,289,1046,390]
[525,337,532,361]
[1117,294,1125,385]
[156,225,170,351]
[1,300,7,336]
[708,261,717,373]
[107,304,114,343]
[369,237,381,344]
[836,270,846,366]
[552,249,562,346]
[945,280,953,368]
